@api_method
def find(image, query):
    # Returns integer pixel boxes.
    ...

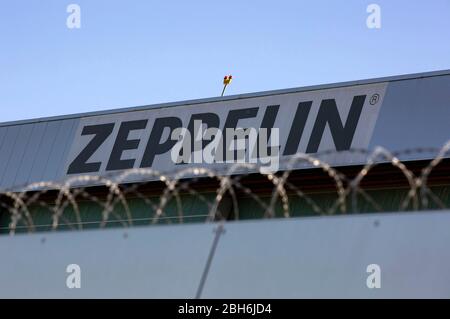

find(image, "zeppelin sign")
[2,71,450,191]
[64,83,387,181]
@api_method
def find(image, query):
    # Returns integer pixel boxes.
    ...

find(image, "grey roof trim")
[2,69,450,128]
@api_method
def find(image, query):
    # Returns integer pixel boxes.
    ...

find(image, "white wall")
[1,211,450,298]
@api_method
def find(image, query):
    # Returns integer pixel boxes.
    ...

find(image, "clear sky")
[1,0,449,122]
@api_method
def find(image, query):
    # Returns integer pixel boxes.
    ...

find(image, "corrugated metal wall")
[0,119,79,190]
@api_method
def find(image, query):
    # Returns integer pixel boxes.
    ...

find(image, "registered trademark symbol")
[370,94,380,105]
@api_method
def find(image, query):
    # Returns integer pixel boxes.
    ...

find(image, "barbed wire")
[1,141,449,235]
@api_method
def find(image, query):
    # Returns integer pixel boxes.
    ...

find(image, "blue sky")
[1,0,449,122]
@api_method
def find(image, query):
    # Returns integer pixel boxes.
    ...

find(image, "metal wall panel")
[52,119,80,182]
[0,124,34,189]
[0,126,7,151]
[370,74,450,154]
[0,126,21,188]
[25,121,62,185]
[0,211,449,298]
[0,127,9,181]
[202,212,450,298]
[42,119,79,183]
[12,122,48,187]
[0,222,214,298]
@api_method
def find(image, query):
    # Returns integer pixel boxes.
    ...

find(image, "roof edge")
[2,68,450,128]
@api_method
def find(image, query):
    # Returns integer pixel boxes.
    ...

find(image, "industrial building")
[0,70,449,298]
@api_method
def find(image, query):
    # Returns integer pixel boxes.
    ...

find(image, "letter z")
[67,123,115,174]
